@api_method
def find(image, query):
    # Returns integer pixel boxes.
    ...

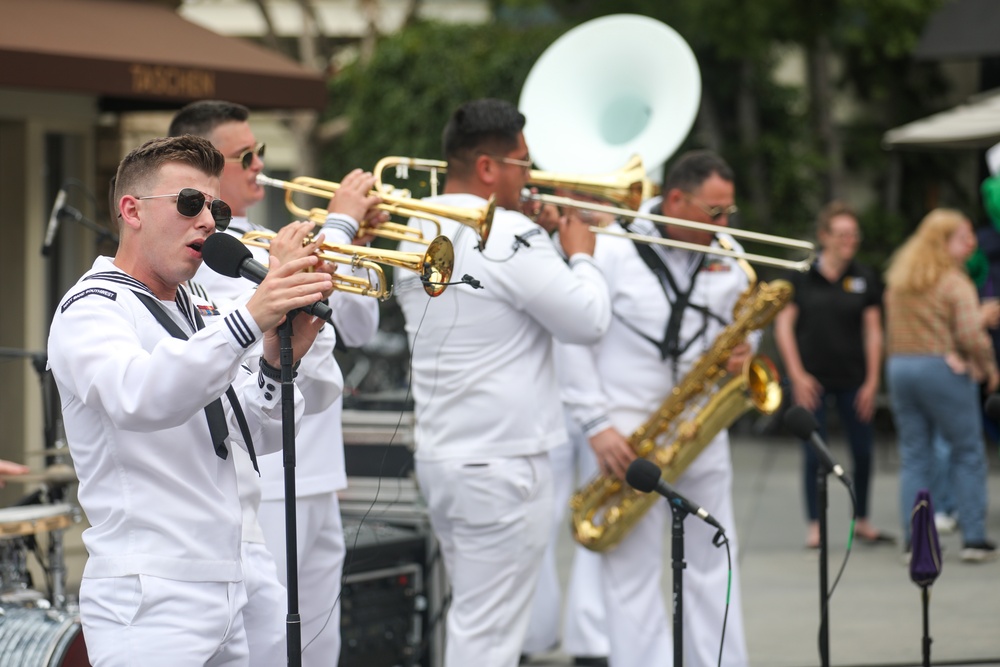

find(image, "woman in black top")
[774,201,893,548]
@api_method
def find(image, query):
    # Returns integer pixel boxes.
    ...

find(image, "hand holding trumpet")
[327,169,386,244]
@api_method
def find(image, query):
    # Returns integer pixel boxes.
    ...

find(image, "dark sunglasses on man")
[136,188,232,230]
[226,143,265,170]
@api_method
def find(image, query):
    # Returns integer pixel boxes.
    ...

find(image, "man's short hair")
[442,99,526,174]
[662,150,734,194]
[113,135,224,210]
[168,100,250,138]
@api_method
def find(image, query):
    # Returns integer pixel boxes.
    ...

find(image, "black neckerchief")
[621,210,725,374]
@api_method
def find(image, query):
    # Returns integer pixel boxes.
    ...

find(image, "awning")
[0,0,327,111]
[915,0,1000,61]
[882,89,1000,150]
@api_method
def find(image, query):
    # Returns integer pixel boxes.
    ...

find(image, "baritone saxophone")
[569,278,793,552]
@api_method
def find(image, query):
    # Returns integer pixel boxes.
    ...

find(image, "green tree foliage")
[322,20,563,193]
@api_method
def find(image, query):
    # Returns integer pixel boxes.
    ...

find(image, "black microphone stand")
[278,316,302,667]
[816,462,831,667]
[669,501,690,667]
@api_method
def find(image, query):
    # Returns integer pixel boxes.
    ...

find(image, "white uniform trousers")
[561,428,610,658]
[241,541,288,667]
[523,430,610,657]
[522,440,574,654]
[601,434,748,667]
[417,453,553,667]
[258,491,346,667]
[80,576,250,667]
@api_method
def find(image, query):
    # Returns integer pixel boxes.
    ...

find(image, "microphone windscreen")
[986,393,1000,422]
[202,232,251,279]
[625,458,662,493]
[783,405,819,440]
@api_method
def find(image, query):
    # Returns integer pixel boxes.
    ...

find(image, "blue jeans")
[801,387,875,521]
[930,432,955,516]
[887,355,989,544]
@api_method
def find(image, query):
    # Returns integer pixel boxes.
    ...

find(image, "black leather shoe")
[573,657,609,667]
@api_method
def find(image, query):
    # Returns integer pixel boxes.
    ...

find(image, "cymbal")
[25,446,72,458]
[0,464,77,485]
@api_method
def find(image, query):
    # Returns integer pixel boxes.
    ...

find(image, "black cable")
[715,530,732,667]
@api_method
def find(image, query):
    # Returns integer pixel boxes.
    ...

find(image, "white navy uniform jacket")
[193,216,375,525]
[48,256,303,583]
[395,194,612,461]
[560,197,759,437]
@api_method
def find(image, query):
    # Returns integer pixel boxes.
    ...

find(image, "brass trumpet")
[240,230,455,300]
[373,154,654,210]
[256,173,494,249]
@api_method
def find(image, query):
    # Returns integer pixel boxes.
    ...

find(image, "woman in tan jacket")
[885,208,998,562]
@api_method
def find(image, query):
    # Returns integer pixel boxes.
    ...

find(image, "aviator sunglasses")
[226,143,266,170]
[136,188,232,230]
[686,195,739,222]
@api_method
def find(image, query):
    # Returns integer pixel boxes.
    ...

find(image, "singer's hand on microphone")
[261,309,327,369]
[246,254,332,332]
[589,427,635,480]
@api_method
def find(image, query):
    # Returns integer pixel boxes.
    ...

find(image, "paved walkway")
[525,429,1000,667]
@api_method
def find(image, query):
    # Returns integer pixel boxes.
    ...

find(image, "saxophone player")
[561,150,754,667]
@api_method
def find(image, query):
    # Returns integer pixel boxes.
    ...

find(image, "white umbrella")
[883,88,1000,150]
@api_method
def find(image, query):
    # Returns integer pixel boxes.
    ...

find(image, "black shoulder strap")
[129,290,258,473]
[622,220,704,362]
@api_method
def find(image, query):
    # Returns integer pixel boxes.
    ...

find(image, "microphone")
[625,458,724,531]
[42,187,67,256]
[201,232,333,323]
[784,405,850,484]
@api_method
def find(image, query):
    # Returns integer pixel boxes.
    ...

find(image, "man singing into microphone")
[47,135,332,666]
[170,100,384,666]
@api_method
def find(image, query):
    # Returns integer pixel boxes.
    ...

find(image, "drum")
[0,606,89,666]
[0,505,75,539]
[0,505,76,603]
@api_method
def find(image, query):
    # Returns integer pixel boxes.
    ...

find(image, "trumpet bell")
[519,14,701,178]
[422,235,455,297]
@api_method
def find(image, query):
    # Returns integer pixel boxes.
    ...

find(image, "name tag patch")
[61,287,117,312]
[700,258,731,272]
[197,304,220,318]
[842,276,867,294]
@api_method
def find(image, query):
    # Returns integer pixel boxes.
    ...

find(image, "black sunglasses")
[136,188,232,230]
[226,143,266,170]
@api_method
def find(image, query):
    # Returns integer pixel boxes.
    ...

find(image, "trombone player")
[394,98,611,667]
[560,150,753,667]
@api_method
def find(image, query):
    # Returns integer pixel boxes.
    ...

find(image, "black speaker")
[339,520,431,667]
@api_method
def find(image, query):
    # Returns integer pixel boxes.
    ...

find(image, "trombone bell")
[528,154,657,211]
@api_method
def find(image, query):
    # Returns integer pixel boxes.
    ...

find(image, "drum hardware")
[24,446,72,458]
[0,504,80,613]
[0,464,77,487]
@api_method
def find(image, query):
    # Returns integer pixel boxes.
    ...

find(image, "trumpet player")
[170,100,383,667]
[394,98,611,667]
[561,150,753,667]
